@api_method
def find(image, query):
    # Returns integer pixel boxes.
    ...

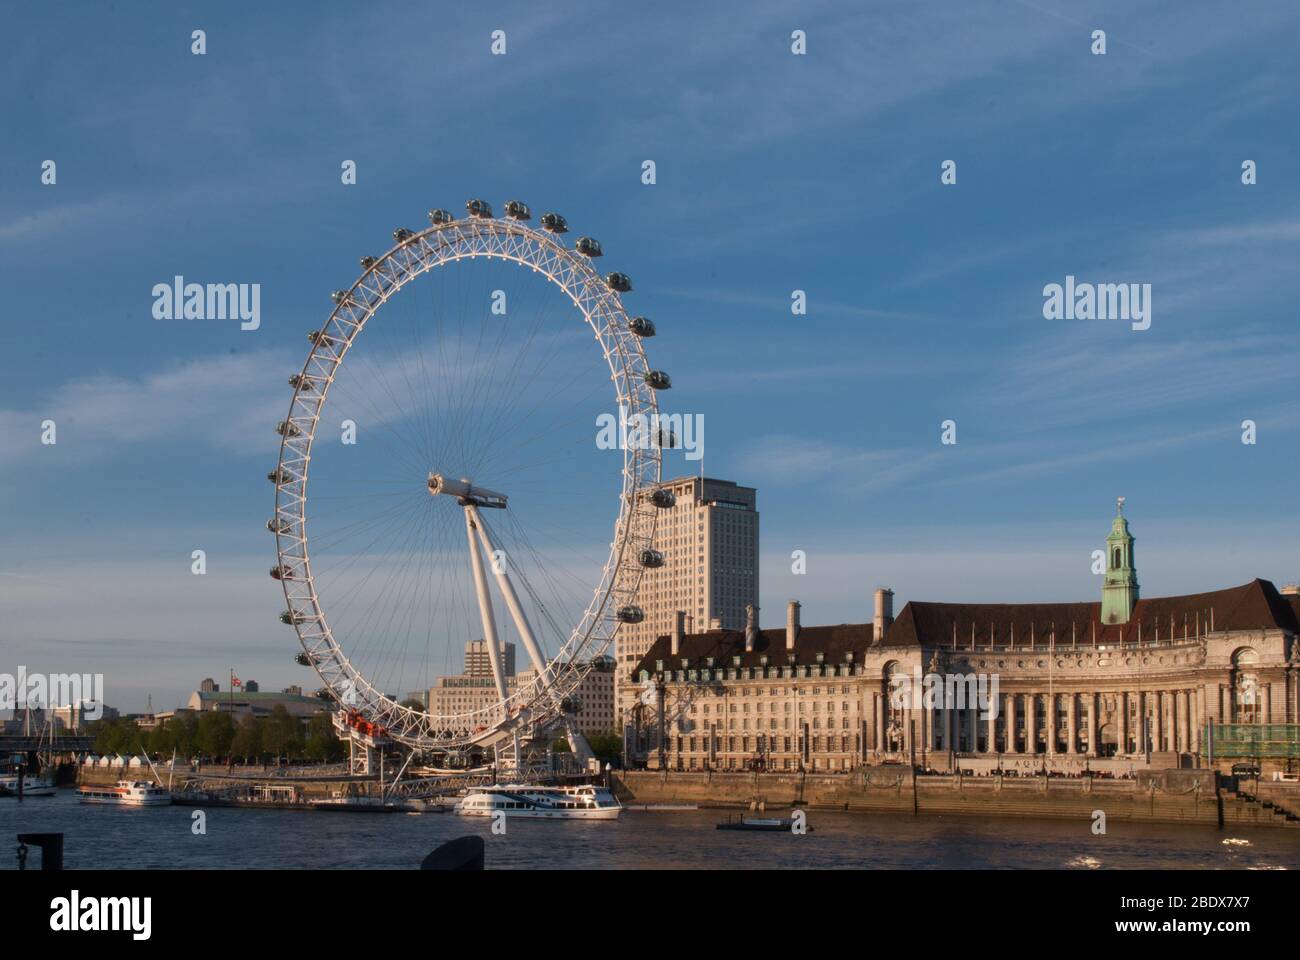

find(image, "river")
[3,790,1297,869]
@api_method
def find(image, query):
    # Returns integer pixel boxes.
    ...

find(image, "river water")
[3,790,1297,869]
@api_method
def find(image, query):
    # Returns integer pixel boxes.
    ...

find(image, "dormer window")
[815,652,825,664]
[732,656,742,667]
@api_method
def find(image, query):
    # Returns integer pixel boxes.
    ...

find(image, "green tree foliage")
[262,705,304,759]
[196,711,235,759]
[230,714,263,763]
[304,713,345,762]
[586,730,623,765]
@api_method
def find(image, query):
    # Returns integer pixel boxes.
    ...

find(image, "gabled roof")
[884,579,1298,648]
[632,623,874,675]
[632,580,1298,674]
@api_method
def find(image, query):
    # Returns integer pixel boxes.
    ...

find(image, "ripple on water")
[4,793,1300,869]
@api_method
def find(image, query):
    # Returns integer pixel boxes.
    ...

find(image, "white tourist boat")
[77,779,172,806]
[454,783,621,820]
[0,771,57,797]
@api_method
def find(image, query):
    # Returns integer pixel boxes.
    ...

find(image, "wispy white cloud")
[0,351,291,468]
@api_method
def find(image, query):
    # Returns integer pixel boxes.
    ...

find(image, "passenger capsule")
[288,374,313,392]
[616,604,646,624]
[359,256,378,269]
[330,290,354,306]
[560,696,581,714]
[267,468,293,484]
[275,421,301,437]
[606,272,632,293]
[575,236,603,258]
[270,565,285,580]
[639,548,665,568]
[427,209,454,225]
[466,199,493,218]
[649,488,676,509]
[629,316,656,337]
[503,200,531,220]
[294,652,311,666]
[316,687,336,702]
[267,517,291,533]
[643,370,672,390]
[540,212,568,233]
[392,227,415,243]
[279,610,307,625]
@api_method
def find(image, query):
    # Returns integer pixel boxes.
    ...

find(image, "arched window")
[1113,547,1122,568]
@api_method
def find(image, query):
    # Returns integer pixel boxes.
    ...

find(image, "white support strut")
[466,502,552,691]
[464,507,510,712]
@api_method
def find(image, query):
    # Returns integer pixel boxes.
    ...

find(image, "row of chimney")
[667,588,894,656]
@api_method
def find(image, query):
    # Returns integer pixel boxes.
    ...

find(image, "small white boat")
[455,783,621,820]
[78,779,172,806]
[0,772,57,797]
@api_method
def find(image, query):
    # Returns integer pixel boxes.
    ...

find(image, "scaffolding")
[1207,724,1300,759]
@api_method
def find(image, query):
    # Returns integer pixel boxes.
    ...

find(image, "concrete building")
[522,657,616,739]
[183,689,328,719]
[617,476,758,726]
[50,702,118,731]
[628,502,1300,775]
[465,639,516,679]
[428,656,616,739]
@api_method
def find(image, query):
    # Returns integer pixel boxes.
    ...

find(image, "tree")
[304,713,345,762]
[586,730,623,765]
[196,711,235,760]
[171,713,200,758]
[91,717,136,756]
[262,705,304,760]
[231,714,263,763]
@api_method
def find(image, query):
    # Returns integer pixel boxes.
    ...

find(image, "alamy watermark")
[1,667,106,720]
[152,275,261,330]
[596,404,703,461]
[888,667,1000,718]
[1042,275,1151,331]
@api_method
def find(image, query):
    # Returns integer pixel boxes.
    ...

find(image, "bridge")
[0,734,95,754]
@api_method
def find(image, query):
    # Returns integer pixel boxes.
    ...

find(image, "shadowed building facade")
[627,503,1300,774]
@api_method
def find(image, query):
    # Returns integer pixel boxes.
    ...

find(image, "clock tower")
[1101,497,1139,624]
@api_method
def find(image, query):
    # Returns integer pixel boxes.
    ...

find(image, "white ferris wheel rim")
[270,211,662,751]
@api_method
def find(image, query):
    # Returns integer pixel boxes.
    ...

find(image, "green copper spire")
[1101,496,1138,624]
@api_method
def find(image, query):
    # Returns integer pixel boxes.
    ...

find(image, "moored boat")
[716,814,812,832]
[0,772,57,797]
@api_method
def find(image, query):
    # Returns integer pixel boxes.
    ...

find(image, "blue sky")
[2,1,1298,712]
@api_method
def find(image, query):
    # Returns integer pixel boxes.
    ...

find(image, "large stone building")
[179,689,329,720]
[628,502,1300,774]
[616,476,758,726]
[427,640,616,739]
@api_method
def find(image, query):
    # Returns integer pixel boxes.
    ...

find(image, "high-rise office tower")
[616,476,759,726]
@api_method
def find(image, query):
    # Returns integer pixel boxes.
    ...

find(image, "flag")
[231,675,242,689]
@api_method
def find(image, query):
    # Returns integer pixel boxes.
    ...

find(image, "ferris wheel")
[267,199,672,759]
